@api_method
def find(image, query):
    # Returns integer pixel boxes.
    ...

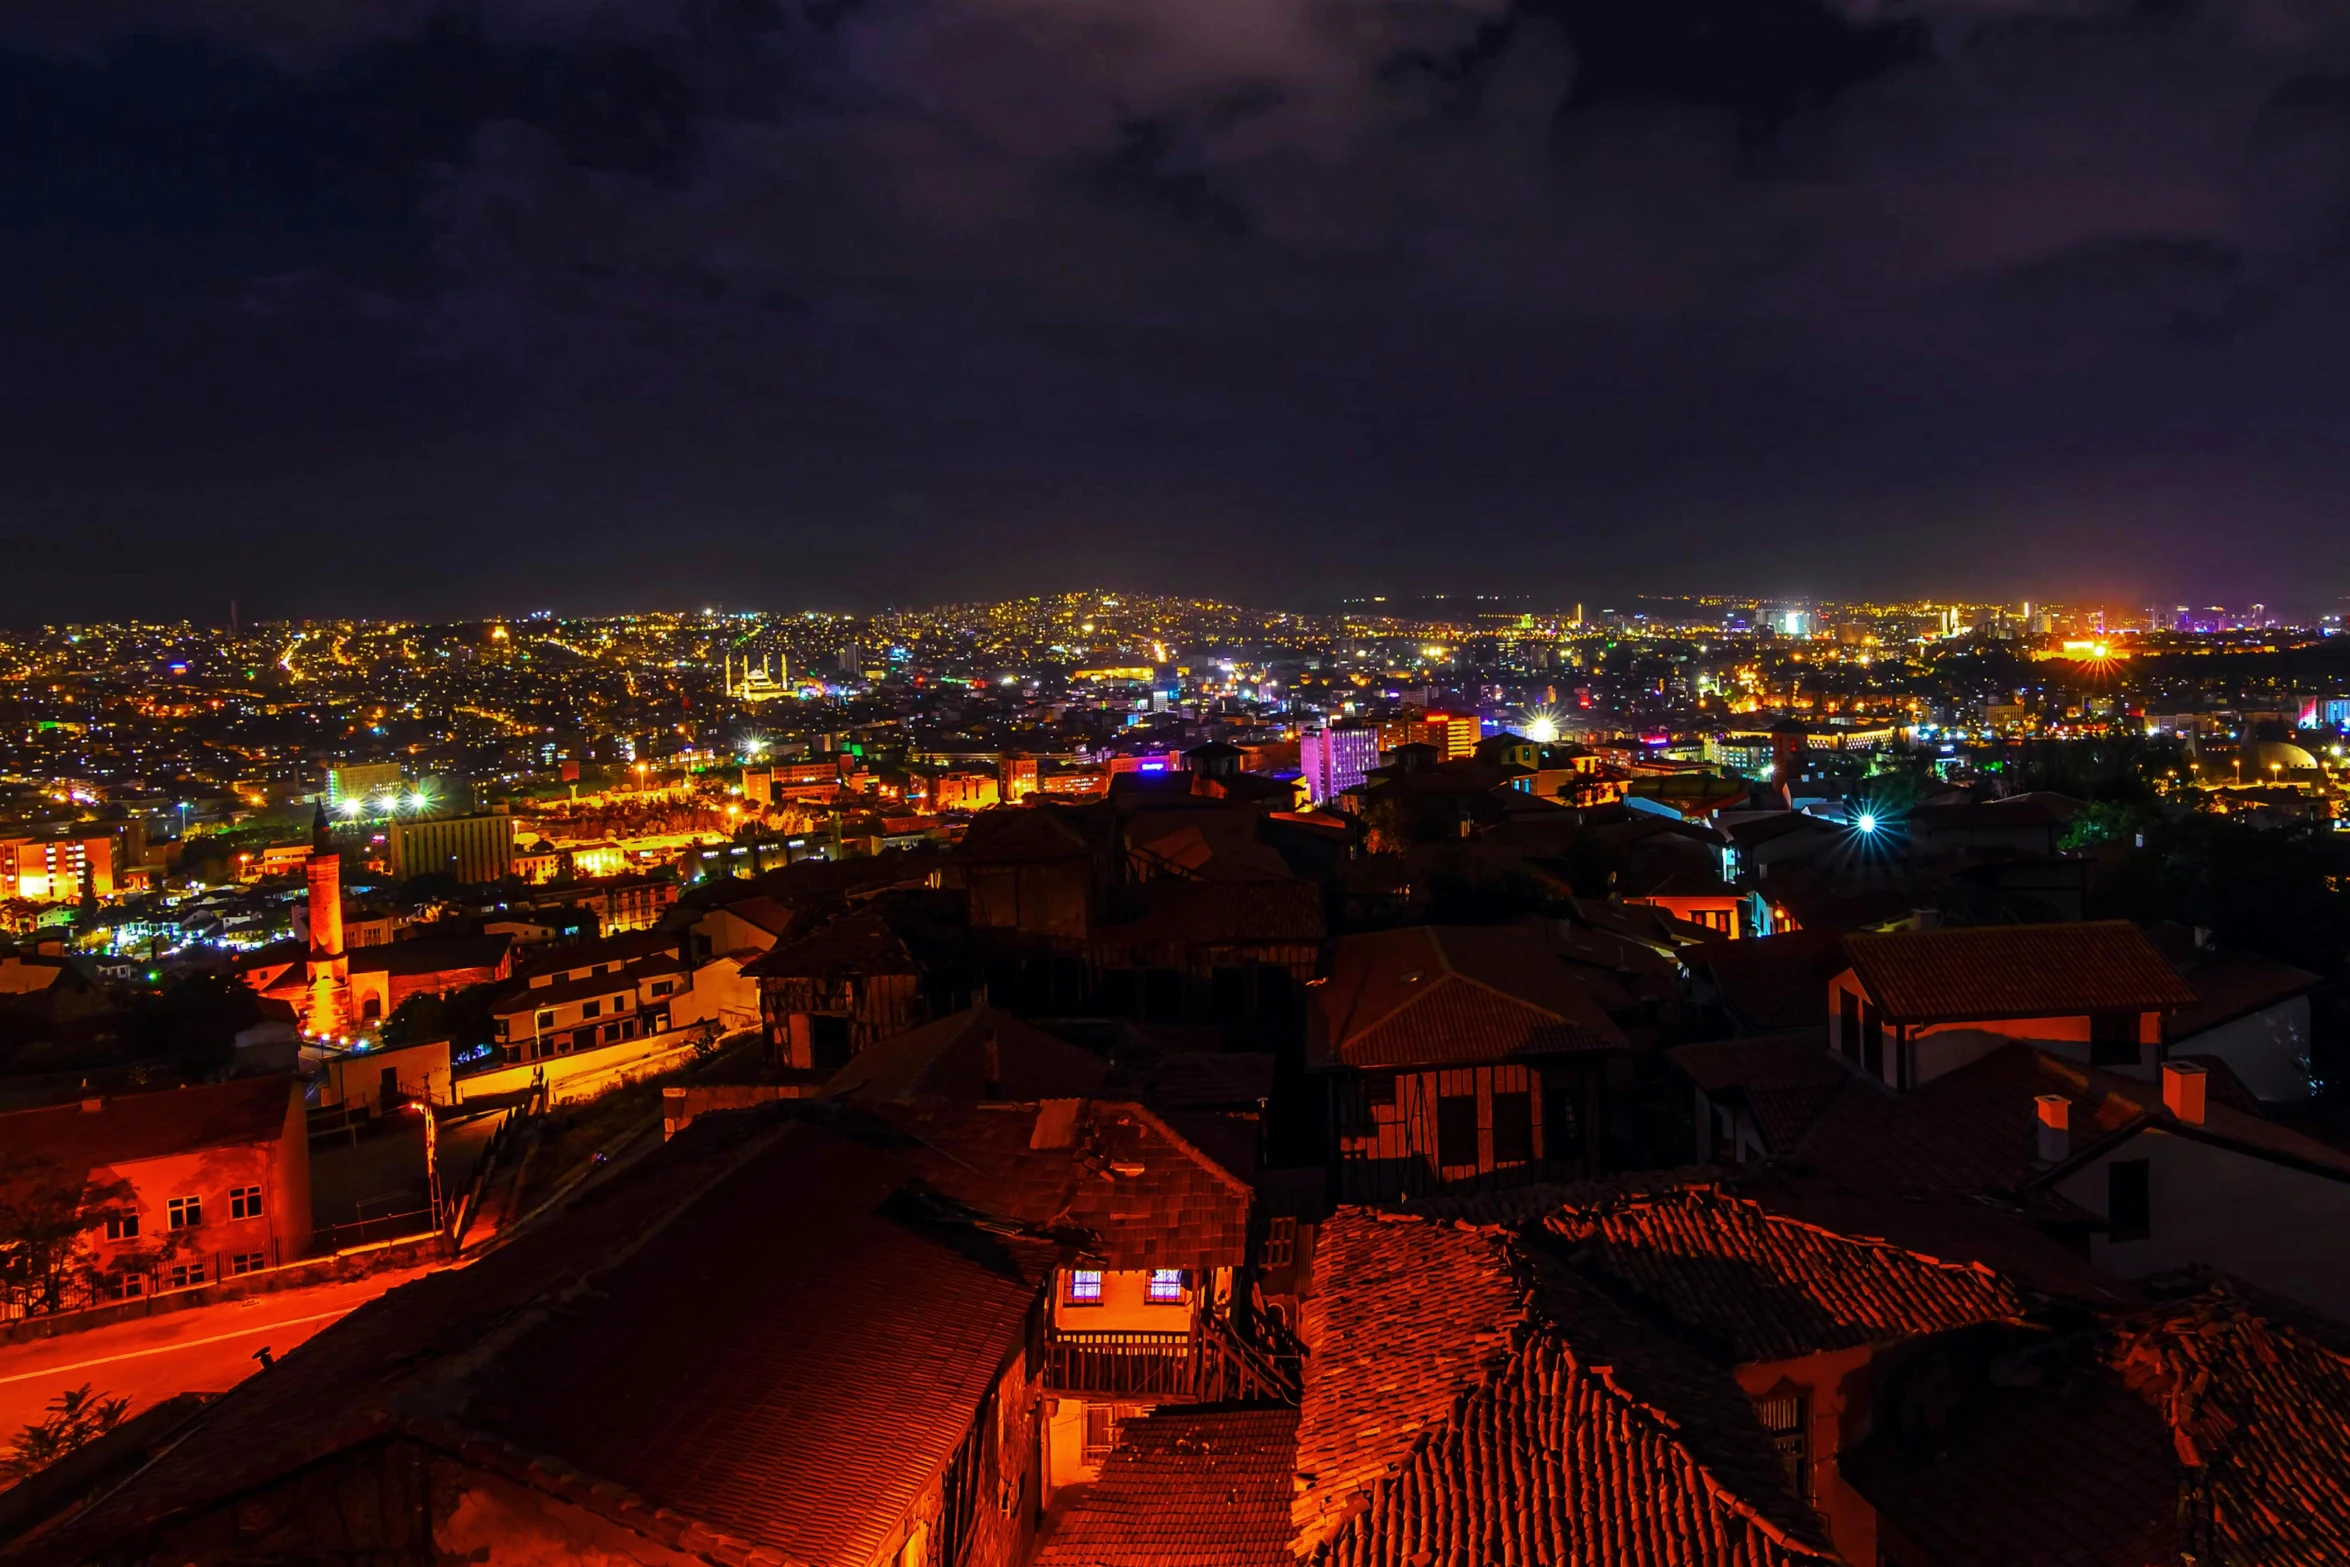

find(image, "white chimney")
[2162,1061,2207,1126]
[2034,1094,2070,1164]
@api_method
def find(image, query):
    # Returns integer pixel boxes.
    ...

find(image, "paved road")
[0,1267,440,1440]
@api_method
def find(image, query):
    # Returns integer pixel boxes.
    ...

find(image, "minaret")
[302,800,352,1039]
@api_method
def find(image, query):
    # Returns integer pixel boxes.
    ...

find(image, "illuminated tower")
[302,800,353,1039]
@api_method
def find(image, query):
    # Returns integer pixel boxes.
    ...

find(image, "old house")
[880,1097,1283,1494]
[1830,920,2198,1088]
[1089,878,1324,1038]
[6,1118,1053,1567]
[487,941,693,1064]
[0,1077,310,1304]
[744,895,972,1072]
[1311,925,1627,1200]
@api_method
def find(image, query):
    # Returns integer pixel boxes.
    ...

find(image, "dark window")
[581,999,602,1019]
[165,1261,205,1291]
[1839,990,1860,1063]
[2109,1159,2152,1242]
[230,1251,267,1276]
[1211,966,1247,1018]
[1364,1071,1398,1110]
[1754,1386,1810,1501]
[1257,964,1295,1017]
[1100,968,1139,1017]
[104,1213,138,1241]
[167,1196,202,1229]
[1862,1001,1884,1079]
[1261,1216,1297,1269]
[1543,1078,1583,1156]
[809,1014,853,1070]
[1436,1094,1480,1169]
[229,1185,263,1220]
[2091,1012,2139,1068]
[1491,1090,1534,1164]
[380,1066,400,1103]
[1144,967,1183,1020]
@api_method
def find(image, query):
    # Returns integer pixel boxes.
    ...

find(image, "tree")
[0,1156,146,1318]
[122,970,263,1080]
[381,981,500,1053]
[1,1384,130,1481]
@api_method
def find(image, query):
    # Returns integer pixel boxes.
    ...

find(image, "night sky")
[7,0,2350,620]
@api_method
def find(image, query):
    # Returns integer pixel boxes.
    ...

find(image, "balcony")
[1043,1315,1300,1405]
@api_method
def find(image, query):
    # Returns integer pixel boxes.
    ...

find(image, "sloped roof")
[1843,920,2196,1024]
[1096,877,1325,949]
[1667,1033,1855,1156]
[19,1118,1055,1567]
[1845,1276,2350,1567]
[953,804,1098,862]
[1294,1210,1841,1567]
[1542,1185,2025,1365]
[1798,1042,2350,1199]
[1032,1408,1298,1567]
[741,901,933,980]
[1700,927,1847,1031]
[886,1099,1253,1271]
[2166,949,2323,1042]
[0,1077,297,1177]
[349,933,513,978]
[1313,925,1626,1070]
[1291,1213,1527,1554]
[816,1005,1108,1104]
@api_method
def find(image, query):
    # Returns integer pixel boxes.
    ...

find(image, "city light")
[1855,812,1878,835]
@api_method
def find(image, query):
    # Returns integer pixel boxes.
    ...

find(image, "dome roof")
[2245,740,2319,771]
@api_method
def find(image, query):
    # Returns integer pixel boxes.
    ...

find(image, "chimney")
[2162,1061,2208,1126]
[2034,1094,2070,1164]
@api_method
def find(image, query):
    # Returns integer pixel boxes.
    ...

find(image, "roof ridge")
[1554,1184,2019,1288]
[1105,1099,1259,1205]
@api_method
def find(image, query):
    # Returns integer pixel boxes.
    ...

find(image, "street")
[0,1266,441,1444]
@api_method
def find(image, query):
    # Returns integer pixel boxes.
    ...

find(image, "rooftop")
[1843,920,2197,1024]
[1312,924,1626,1071]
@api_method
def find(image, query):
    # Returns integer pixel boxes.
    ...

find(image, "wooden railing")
[1044,1313,1301,1405]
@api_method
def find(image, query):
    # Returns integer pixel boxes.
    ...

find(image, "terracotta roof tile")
[1313,925,1626,1071]
[0,1077,297,1176]
[1291,1213,1526,1554]
[1669,1033,1852,1155]
[817,1005,1110,1104]
[1543,1185,2026,1365]
[1843,920,2196,1025]
[888,1099,1254,1271]
[1032,1408,1299,1567]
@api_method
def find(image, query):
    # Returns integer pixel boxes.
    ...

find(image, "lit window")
[229,1185,263,1220]
[167,1195,202,1229]
[1147,1269,1185,1303]
[1065,1269,1104,1305]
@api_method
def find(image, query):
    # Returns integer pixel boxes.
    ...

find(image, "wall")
[1735,1345,1878,1567]
[91,1099,312,1293]
[2174,996,2311,1102]
[459,1022,707,1104]
[2051,1125,2350,1320]
[323,1040,453,1113]
[1048,1266,1194,1332]
[1829,970,2159,1088]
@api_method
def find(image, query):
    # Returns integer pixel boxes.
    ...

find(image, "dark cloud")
[3,0,2349,618]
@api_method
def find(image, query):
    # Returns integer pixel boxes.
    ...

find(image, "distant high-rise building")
[326,762,402,812]
[388,812,515,886]
[1301,724,1379,804]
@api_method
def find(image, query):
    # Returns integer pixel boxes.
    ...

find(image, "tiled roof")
[1290,1212,1529,1554]
[0,1077,296,1176]
[1313,925,1626,1070]
[816,1005,1110,1104]
[1542,1185,2025,1365]
[22,1118,1055,1567]
[348,932,513,978]
[1699,928,1847,1030]
[886,1099,1253,1271]
[1846,1277,2350,1567]
[1798,1042,2350,1200]
[1843,920,2196,1024]
[1094,878,1326,950]
[1032,1408,1299,1567]
[2165,949,2323,1042]
[1668,1033,1851,1155]
[1296,1210,1842,1567]
[741,900,935,979]
[953,804,1099,862]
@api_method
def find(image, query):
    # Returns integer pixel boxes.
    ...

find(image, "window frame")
[166,1195,202,1230]
[229,1185,264,1221]
[1063,1268,1105,1307]
[1146,1268,1186,1304]
[104,1212,140,1241]
[1435,1092,1481,1171]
